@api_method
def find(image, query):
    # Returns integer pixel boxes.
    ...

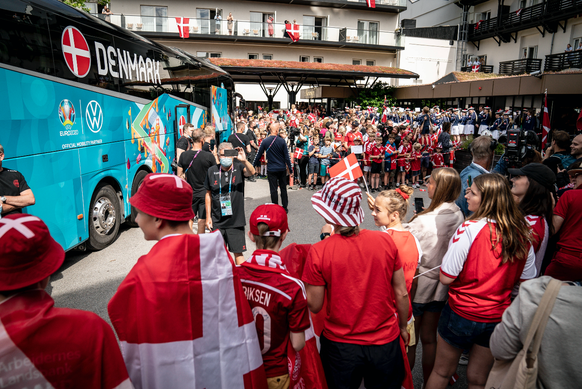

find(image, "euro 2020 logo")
[58,99,76,130]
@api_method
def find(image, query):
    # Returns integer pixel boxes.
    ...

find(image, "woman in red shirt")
[425,173,536,389]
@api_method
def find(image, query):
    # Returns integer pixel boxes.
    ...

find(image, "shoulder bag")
[485,278,562,389]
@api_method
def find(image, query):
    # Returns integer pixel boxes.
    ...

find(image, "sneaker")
[458,353,469,366]
[396,182,400,187]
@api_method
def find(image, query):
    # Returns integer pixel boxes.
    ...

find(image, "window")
[480,11,491,21]
[248,53,259,60]
[140,6,167,32]
[521,46,538,59]
[300,55,310,62]
[353,59,362,65]
[209,52,222,58]
[573,37,582,50]
[196,8,222,34]
[263,54,273,60]
[357,21,379,45]
[196,52,208,58]
[250,12,275,37]
[303,15,327,41]
[366,60,375,66]
[313,57,323,63]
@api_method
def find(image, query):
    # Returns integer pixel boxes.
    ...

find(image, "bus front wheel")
[87,184,121,250]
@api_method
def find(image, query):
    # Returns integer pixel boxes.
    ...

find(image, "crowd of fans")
[1,101,581,389]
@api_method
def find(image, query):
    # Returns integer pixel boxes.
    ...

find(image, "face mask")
[220,157,233,168]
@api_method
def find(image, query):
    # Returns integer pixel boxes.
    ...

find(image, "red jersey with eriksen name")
[239,250,311,378]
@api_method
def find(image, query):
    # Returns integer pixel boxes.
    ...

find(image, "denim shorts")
[412,300,446,318]
[437,303,499,350]
[308,162,319,174]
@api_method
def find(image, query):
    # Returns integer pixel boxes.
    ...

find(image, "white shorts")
[465,124,474,135]
[451,126,459,135]
[458,124,465,134]
[478,125,488,135]
[492,130,499,140]
[363,166,371,172]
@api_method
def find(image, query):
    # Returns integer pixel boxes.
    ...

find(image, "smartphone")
[468,175,472,187]
[223,149,238,157]
[414,197,424,214]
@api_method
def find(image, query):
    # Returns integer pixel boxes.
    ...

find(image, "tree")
[348,81,395,109]
[61,0,108,13]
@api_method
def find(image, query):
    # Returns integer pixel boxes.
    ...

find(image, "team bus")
[0,0,234,250]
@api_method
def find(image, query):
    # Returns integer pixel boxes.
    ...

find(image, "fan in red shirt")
[304,177,411,389]
[410,143,422,188]
[370,134,385,192]
[431,144,445,169]
[508,163,556,275]
[545,162,582,281]
[0,214,132,389]
[397,139,412,187]
[238,204,311,388]
[426,174,536,389]
[343,121,363,148]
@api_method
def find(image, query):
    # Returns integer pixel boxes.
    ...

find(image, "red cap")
[129,173,195,221]
[335,134,343,141]
[249,204,289,237]
[0,214,65,290]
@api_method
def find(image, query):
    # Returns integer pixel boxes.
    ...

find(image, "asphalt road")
[51,177,467,389]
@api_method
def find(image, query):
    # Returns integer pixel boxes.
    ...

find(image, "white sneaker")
[396,182,400,187]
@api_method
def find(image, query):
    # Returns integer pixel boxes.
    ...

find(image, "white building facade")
[102,0,408,107]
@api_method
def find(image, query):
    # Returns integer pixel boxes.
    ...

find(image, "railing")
[332,0,405,5]
[469,0,582,39]
[460,65,494,73]
[544,51,582,72]
[499,58,542,75]
[95,14,402,47]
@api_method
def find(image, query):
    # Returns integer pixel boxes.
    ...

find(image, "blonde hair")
[471,174,531,263]
[410,167,461,222]
[376,185,414,220]
[253,223,281,250]
[413,142,422,150]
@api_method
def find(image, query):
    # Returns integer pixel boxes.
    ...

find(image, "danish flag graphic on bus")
[61,26,91,78]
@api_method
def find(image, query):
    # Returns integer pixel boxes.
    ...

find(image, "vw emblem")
[85,100,103,133]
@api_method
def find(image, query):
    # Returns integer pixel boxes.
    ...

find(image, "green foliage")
[61,0,108,13]
[348,82,395,109]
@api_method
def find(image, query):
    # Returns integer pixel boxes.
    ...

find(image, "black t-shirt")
[228,133,250,150]
[178,149,217,199]
[177,136,191,151]
[204,160,246,229]
[0,168,31,215]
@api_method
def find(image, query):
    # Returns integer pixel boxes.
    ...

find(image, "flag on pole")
[366,0,376,8]
[175,17,190,38]
[381,108,388,123]
[542,90,551,151]
[294,148,304,160]
[329,154,363,181]
[108,232,267,389]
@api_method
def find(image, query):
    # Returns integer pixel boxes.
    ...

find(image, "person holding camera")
[205,143,255,264]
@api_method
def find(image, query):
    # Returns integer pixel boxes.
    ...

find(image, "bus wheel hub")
[92,197,116,235]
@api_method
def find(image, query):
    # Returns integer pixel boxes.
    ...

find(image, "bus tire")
[128,170,148,226]
[87,184,121,251]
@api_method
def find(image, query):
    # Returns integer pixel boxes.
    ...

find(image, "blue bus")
[0,0,234,250]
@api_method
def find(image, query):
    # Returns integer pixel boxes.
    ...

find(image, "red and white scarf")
[244,249,289,274]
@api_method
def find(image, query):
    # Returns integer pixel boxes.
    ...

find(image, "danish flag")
[178,115,186,136]
[285,23,300,42]
[366,0,376,8]
[542,90,551,151]
[294,147,304,160]
[175,17,190,38]
[329,153,363,181]
[0,216,40,239]
[61,26,91,78]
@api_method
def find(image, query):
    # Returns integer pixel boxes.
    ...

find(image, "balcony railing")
[460,65,494,73]
[469,0,582,41]
[96,14,402,47]
[544,51,582,72]
[499,58,542,75]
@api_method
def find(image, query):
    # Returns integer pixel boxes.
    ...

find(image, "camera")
[498,127,539,169]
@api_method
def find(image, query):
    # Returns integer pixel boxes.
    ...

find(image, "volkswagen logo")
[85,100,103,133]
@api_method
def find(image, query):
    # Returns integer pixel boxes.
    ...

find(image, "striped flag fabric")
[366,0,376,8]
[542,90,550,151]
[175,17,190,38]
[108,232,267,389]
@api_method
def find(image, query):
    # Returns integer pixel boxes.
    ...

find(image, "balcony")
[499,58,542,75]
[460,65,494,73]
[237,0,406,13]
[468,0,582,43]
[544,51,582,72]
[98,14,404,51]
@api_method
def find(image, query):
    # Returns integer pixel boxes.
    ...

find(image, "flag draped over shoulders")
[0,289,132,389]
[108,232,267,389]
